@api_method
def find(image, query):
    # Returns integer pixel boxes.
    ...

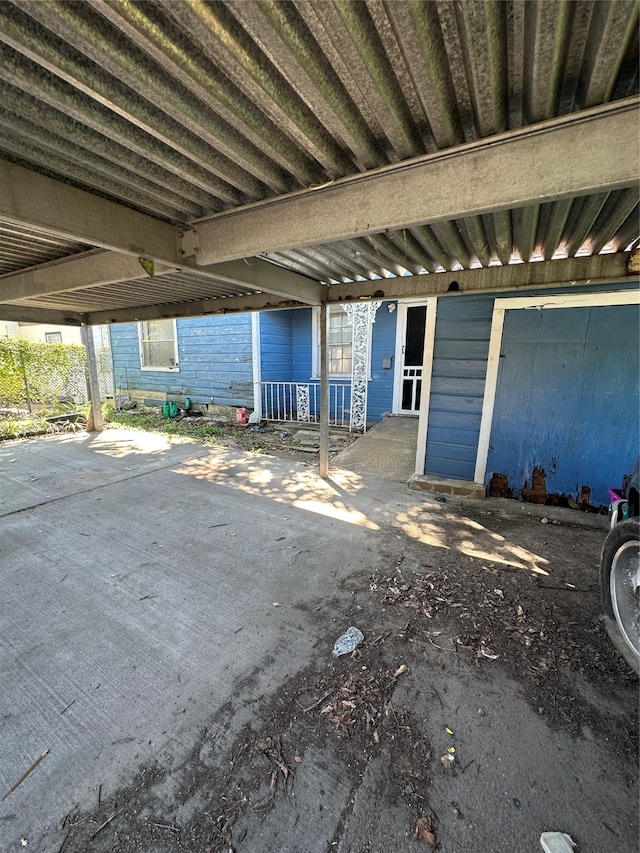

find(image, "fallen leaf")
[294,755,303,763]
[341,700,357,709]
[373,730,380,743]
[320,704,333,715]
[440,754,455,767]
[445,726,454,735]
[414,817,436,847]
[447,746,456,754]
[393,664,408,678]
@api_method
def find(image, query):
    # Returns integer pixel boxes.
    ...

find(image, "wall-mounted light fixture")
[387,303,396,313]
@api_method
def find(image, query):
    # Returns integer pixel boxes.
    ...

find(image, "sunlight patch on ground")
[395,510,450,548]
[395,505,550,575]
[173,450,378,529]
[292,498,378,529]
[457,540,550,575]
[88,428,181,457]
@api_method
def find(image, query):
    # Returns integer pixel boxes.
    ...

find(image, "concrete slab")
[331,415,419,482]
[0,430,636,853]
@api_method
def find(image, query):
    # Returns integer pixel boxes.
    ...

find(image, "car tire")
[600,517,640,673]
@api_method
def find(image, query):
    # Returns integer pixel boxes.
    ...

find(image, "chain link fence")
[0,338,114,411]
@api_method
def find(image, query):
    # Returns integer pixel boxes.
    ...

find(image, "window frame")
[45,331,63,343]
[138,318,179,371]
[311,305,372,380]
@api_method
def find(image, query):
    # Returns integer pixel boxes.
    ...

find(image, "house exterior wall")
[109,315,254,407]
[259,311,293,382]
[291,309,313,382]
[416,281,639,508]
[485,300,640,506]
[368,303,396,421]
[424,294,494,480]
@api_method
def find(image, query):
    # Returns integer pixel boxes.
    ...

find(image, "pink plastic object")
[236,407,247,424]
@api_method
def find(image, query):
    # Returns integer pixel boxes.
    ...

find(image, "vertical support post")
[414,297,438,476]
[81,324,103,432]
[319,300,329,478]
[251,312,262,419]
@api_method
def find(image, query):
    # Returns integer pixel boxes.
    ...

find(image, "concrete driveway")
[0,430,637,853]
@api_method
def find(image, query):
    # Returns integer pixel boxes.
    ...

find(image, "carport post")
[319,301,329,478]
[81,324,103,432]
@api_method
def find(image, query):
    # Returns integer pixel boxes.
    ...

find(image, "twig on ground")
[91,807,124,840]
[2,749,49,800]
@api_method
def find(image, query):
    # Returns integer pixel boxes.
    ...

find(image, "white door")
[393,302,428,414]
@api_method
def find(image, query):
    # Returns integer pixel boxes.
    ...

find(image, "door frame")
[392,298,431,414]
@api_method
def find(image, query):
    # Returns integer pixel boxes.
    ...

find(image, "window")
[139,319,178,370]
[312,306,368,378]
[45,331,62,343]
[328,307,352,375]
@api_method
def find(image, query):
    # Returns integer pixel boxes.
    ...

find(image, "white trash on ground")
[540,831,576,853]
[332,626,364,657]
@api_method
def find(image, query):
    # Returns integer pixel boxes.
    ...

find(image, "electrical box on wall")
[382,355,393,370]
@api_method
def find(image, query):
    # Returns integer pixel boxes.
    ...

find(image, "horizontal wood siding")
[260,311,293,382]
[291,309,313,382]
[368,302,396,421]
[109,315,254,406]
[424,295,494,480]
[486,302,640,505]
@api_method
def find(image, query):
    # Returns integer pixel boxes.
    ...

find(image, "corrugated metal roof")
[0,0,638,311]
[0,220,91,275]
[9,268,257,312]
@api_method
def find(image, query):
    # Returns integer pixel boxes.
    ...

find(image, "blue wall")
[110,315,254,407]
[259,310,293,382]
[368,303,396,421]
[486,301,640,506]
[424,295,494,480]
[291,309,313,382]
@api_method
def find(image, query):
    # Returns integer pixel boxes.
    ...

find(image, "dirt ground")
[45,465,637,853]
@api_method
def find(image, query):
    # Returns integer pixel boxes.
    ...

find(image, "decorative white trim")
[414,297,438,476]
[343,302,381,431]
[473,287,640,486]
[296,384,311,421]
[488,289,640,312]
[251,312,261,418]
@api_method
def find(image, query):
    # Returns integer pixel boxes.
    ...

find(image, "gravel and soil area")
[56,489,638,853]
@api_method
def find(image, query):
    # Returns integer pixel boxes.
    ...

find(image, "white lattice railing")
[260,381,351,429]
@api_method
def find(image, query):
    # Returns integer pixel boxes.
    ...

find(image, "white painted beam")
[0,159,179,264]
[197,259,323,305]
[0,251,175,303]
[82,291,310,326]
[0,303,84,325]
[0,161,323,305]
[186,99,640,265]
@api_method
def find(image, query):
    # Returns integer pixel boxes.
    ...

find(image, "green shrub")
[0,339,86,408]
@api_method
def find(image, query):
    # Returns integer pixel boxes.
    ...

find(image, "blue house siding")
[259,311,293,382]
[368,303,396,421]
[424,295,494,480]
[291,309,313,382]
[486,301,640,506]
[110,315,254,407]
